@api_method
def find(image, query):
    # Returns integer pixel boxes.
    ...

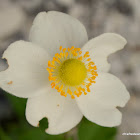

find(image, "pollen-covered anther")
[86,85,91,92]
[87,58,91,61]
[51,82,55,88]
[47,46,98,99]
[78,56,83,60]
[67,89,72,95]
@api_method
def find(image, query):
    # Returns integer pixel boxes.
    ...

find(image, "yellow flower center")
[59,59,87,86]
[47,46,98,99]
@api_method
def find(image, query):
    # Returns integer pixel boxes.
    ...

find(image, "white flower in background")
[56,0,75,7]
[18,0,42,12]
[0,3,25,40]
[0,11,130,135]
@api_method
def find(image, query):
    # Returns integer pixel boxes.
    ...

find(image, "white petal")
[81,33,127,72]
[26,92,83,135]
[76,72,130,127]
[0,41,50,98]
[29,11,88,56]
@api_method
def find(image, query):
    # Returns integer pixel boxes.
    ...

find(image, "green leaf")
[6,92,26,118]
[78,117,117,140]
[0,127,11,140]
[5,120,65,140]
[39,117,49,132]
[66,137,74,140]
[18,127,48,140]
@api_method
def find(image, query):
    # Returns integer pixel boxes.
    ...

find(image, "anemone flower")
[0,11,130,135]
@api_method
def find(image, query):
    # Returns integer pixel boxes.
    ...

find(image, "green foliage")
[0,127,11,140]
[78,117,117,140]
[6,93,26,118]
[39,117,49,132]
[1,120,65,140]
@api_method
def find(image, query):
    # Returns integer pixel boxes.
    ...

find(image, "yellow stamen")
[78,56,83,60]
[62,48,66,52]
[59,59,87,86]
[51,82,55,88]
[59,46,62,51]
[67,89,72,95]
[71,95,75,99]
[79,51,82,54]
[87,58,91,61]
[47,46,98,99]
[84,92,87,95]
[85,51,89,54]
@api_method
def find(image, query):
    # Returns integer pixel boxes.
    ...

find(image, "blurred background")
[0,0,140,140]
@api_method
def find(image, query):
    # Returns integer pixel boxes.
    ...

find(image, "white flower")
[0,11,130,135]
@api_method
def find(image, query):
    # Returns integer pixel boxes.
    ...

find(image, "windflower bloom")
[0,11,130,135]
